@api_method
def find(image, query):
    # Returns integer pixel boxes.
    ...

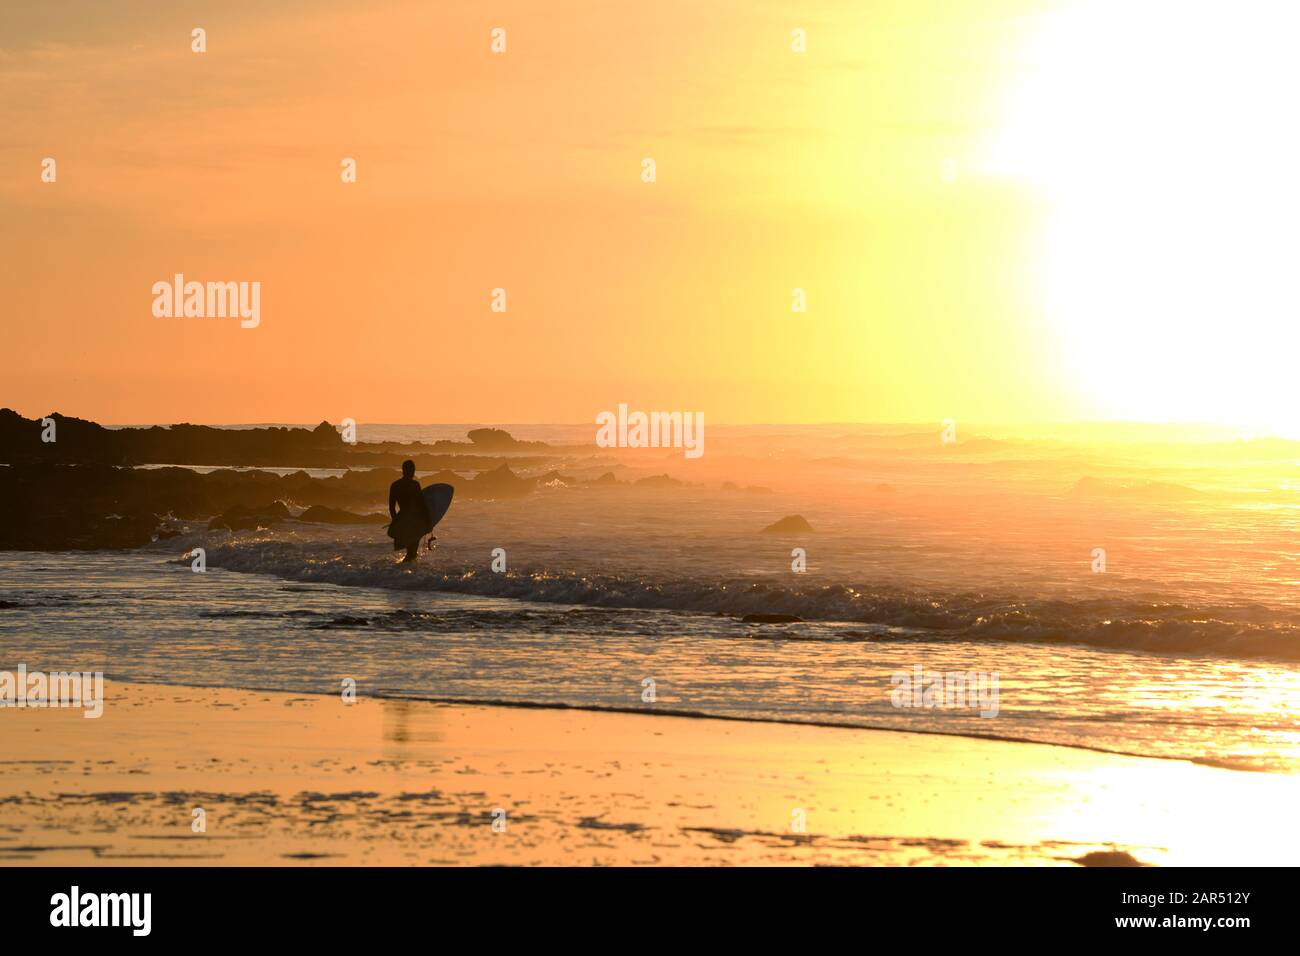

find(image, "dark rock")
[760,514,813,534]
[468,463,535,498]
[208,500,292,531]
[0,409,344,467]
[465,428,547,451]
[467,428,517,449]
[297,505,387,524]
[0,409,555,471]
[1072,850,1145,868]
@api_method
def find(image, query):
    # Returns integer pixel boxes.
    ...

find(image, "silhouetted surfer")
[388,460,431,563]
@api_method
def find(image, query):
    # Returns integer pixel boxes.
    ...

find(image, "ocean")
[3,423,1298,772]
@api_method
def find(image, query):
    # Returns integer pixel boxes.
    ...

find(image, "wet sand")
[2,680,1297,866]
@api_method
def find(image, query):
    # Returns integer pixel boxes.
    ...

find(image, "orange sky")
[3,1,1295,429]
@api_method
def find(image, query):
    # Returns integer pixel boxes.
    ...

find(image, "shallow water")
[3,547,1298,773]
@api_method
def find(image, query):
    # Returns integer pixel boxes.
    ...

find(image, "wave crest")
[198,539,1300,661]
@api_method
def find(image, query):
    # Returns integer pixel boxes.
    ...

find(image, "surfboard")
[421,483,454,533]
[385,482,454,540]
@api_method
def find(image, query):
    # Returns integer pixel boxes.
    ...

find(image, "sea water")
[3,424,1298,772]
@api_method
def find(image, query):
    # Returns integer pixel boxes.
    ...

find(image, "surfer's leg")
[402,542,419,562]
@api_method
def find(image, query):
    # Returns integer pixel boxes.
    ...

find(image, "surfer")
[388,460,431,563]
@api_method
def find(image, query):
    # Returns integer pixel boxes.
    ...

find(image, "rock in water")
[760,514,813,534]
[296,505,387,524]
[208,500,292,531]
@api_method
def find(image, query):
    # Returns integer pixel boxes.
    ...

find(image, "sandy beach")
[3,680,1296,867]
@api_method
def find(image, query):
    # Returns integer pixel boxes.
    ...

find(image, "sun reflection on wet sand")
[3,681,1296,866]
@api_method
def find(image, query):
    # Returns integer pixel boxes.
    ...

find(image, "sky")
[2,0,1297,429]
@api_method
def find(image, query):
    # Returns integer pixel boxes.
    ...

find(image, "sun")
[982,0,1300,436]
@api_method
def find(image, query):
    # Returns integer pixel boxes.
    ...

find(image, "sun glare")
[984,0,1300,435]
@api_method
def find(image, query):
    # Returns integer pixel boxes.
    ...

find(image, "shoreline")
[4,680,1299,866]
[6,548,1299,775]
[78,675,1278,775]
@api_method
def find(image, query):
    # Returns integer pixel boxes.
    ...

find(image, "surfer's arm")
[388,483,398,520]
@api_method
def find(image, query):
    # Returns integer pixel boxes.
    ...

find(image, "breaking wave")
[198,538,1300,661]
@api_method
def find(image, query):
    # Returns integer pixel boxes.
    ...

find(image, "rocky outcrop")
[0,409,345,467]
[0,409,563,471]
[760,515,813,534]
[0,463,381,550]
[467,428,547,451]
[468,463,535,498]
